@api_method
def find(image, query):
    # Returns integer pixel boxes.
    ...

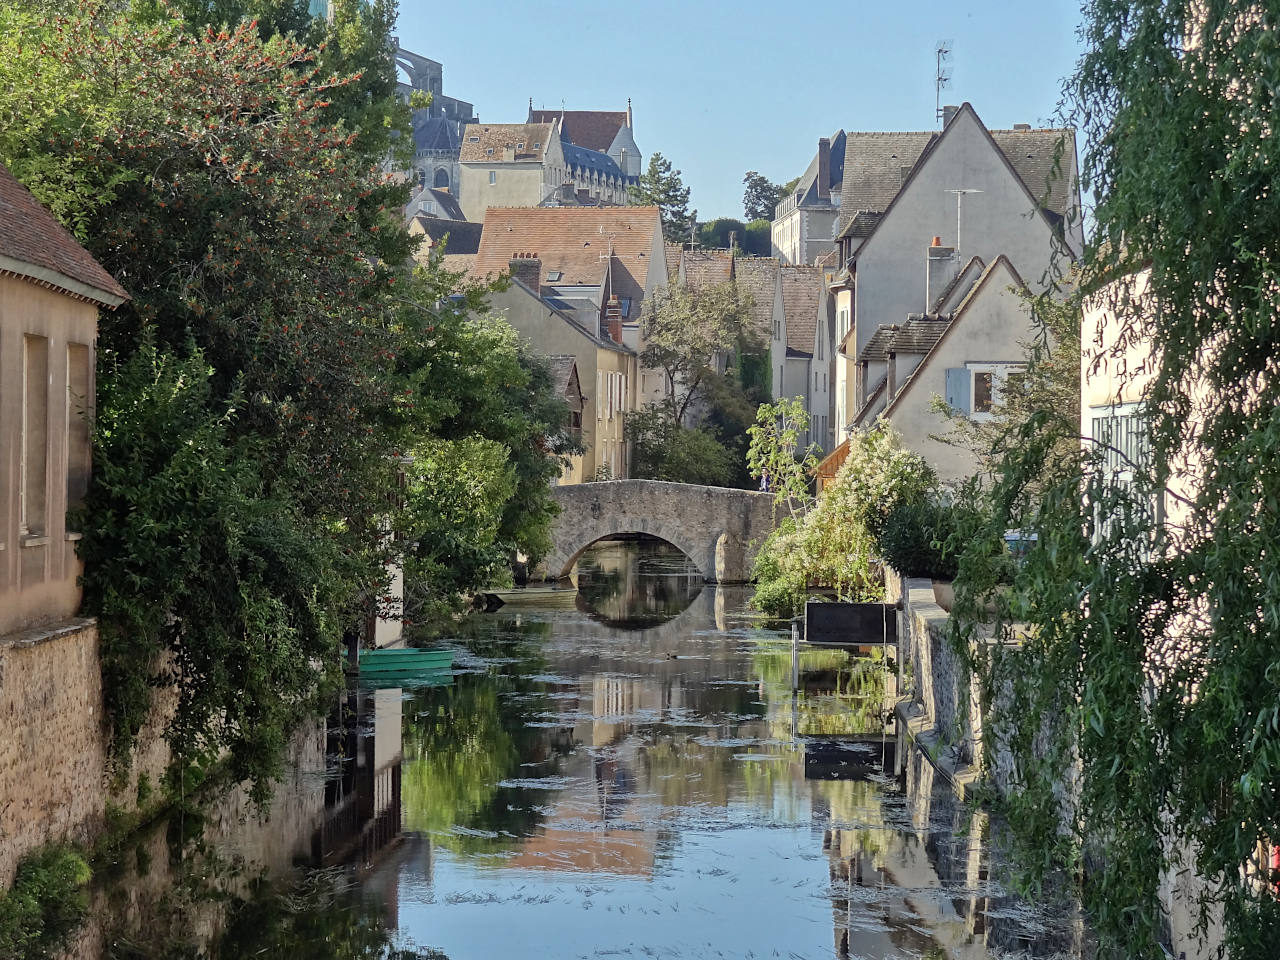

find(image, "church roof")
[561,142,628,181]
[459,123,555,163]
[528,109,627,152]
[780,264,823,357]
[0,160,127,306]
[412,114,460,154]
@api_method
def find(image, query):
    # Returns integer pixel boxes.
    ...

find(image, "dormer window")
[468,135,480,142]
[517,142,525,151]
[533,142,540,149]
[486,147,493,155]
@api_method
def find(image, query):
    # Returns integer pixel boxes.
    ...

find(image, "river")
[86,538,1086,959]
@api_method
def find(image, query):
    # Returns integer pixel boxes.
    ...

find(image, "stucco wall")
[0,274,98,635]
[852,109,1062,360]
[458,164,544,223]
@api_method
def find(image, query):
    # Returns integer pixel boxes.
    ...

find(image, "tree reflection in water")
[575,537,702,627]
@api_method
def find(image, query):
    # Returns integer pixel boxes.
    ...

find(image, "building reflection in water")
[575,537,703,627]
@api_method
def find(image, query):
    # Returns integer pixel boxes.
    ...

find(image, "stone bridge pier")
[543,480,775,583]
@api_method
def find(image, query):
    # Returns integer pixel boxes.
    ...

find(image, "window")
[468,135,480,142]
[516,142,524,151]
[945,363,1025,419]
[489,171,497,185]
[486,147,493,155]
[21,334,49,538]
[617,297,632,319]
[546,270,562,282]
[1090,402,1158,539]
[533,142,540,150]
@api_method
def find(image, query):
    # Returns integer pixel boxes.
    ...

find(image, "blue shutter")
[945,368,970,413]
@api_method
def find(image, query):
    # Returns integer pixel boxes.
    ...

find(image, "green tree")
[945,4,1280,958]
[697,217,747,250]
[626,408,736,487]
[639,280,757,424]
[742,170,786,222]
[743,219,772,256]
[630,152,693,243]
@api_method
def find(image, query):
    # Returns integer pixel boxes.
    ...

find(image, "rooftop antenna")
[935,40,953,126]
[946,188,983,254]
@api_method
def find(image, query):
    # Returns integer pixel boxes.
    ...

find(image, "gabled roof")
[836,131,937,235]
[881,255,1028,418]
[791,129,847,208]
[733,256,780,341]
[459,123,555,163]
[0,160,127,306]
[471,207,662,289]
[410,216,482,254]
[780,265,823,356]
[990,128,1078,220]
[548,354,581,401]
[680,250,733,291]
[528,109,628,153]
[858,318,951,362]
[931,255,986,314]
[406,184,466,222]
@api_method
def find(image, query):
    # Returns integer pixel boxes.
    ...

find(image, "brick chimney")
[509,253,541,296]
[926,237,958,312]
[604,296,623,344]
[816,137,831,201]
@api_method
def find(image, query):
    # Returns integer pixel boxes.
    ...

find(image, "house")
[528,102,643,179]
[778,265,836,452]
[407,215,482,256]
[828,103,1081,447]
[848,254,1035,481]
[0,161,128,635]
[732,256,788,401]
[457,121,634,224]
[404,183,467,223]
[547,356,587,483]
[771,130,846,265]
[485,263,637,482]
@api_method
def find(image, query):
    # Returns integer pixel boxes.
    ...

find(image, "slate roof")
[528,109,627,153]
[836,132,937,234]
[561,142,628,181]
[412,114,460,154]
[780,265,823,356]
[791,129,847,208]
[471,207,662,291]
[681,250,733,291]
[459,123,555,163]
[412,217,482,254]
[858,318,951,362]
[0,160,127,305]
[548,355,580,400]
[732,257,780,341]
[990,128,1078,220]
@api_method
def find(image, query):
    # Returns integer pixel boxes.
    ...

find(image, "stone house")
[828,103,1081,448]
[771,130,846,265]
[528,102,643,179]
[0,162,127,637]
[458,121,633,224]
[848,254,1035,481]
[778,265,836,452]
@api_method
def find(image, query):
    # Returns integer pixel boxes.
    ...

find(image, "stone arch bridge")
[544,480,776,583]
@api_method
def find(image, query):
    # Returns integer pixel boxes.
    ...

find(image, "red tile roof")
[0,161,127,306]
[472,207,662,293]
[528,109,627,153]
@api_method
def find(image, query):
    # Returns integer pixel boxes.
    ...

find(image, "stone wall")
[0,618,168,888]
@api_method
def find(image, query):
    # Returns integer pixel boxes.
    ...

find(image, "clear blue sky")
[395,1,1086,220]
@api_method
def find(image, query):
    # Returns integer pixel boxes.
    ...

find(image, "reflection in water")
[575,537,702,627]
[90,539,1085,959]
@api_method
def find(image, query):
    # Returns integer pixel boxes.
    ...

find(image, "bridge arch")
[543,480,775,584]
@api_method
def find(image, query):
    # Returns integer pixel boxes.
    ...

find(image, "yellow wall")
[0,274,99,635]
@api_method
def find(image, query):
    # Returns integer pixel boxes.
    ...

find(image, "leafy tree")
[944,4,1280,958]
[747,398,819,520]
[626,409,736,487]
[630,152,693,243]
[639,280,757,424]
[742,170,786,222]
[697,217,747,250]
[743,219,772,256]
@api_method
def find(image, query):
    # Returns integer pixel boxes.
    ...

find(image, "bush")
[0,846,91,959]
[879,500,959,580]
[627,409,736,487]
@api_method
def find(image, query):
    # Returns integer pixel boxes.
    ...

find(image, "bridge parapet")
[545,480,776,583]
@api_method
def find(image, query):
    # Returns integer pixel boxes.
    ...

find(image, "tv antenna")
[935,40,953,125]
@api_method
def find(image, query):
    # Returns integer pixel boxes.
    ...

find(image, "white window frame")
[965,361,1025,421]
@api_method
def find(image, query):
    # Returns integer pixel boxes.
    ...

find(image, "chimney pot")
[931,236,942,247]
[1013,123,1032,131]
[509,254,542,297]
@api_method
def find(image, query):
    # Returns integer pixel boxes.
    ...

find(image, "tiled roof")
[471,207,662,293]
[528,109,627,153]
[836,132,937,234]
[0,160,127,305]
[780,264,823,356]
[548,354,579,398]
[412,217,482,254]
[412,115,460,154]
[405,184,465,222]
[562,142,628,182]
[663,242,682,282]
[858,318,952,362]
[681,250,733,291]
[845,211,883,239]
[853,373,887,427]
[732,256,780,341]
[459,123,555,163]
[990,128,1078,219]
[441,253,477,275]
